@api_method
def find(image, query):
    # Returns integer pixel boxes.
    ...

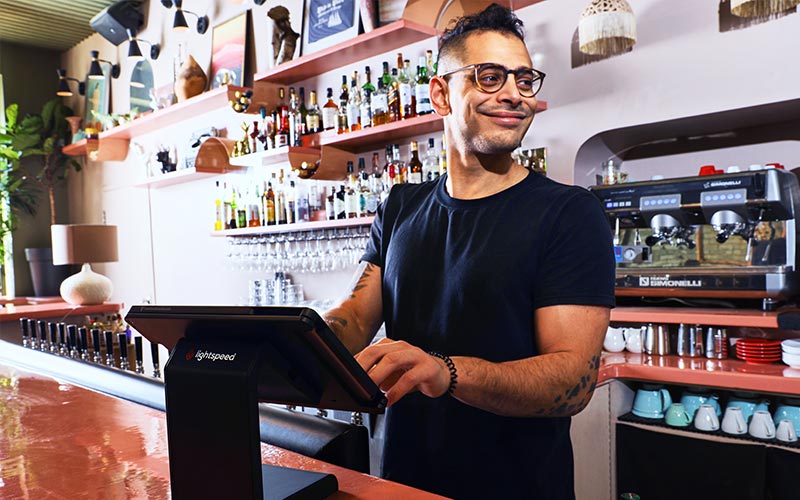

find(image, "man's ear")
[430,76,450,116]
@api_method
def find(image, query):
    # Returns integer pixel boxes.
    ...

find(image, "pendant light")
[578,0,637,56]
[126,29,161,61]
[56,70,85,97]
[162,0,209,34]
[730,0,800,17]
[88,50,121,80]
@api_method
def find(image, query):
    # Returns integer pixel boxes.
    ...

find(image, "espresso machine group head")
[590,168,800,305]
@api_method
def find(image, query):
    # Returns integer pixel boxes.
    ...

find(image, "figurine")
[268,6,299,65]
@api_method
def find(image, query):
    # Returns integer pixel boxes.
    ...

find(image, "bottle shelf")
[133,168,224,189]
[254,20,437,85]
[63,85,249,158]
[211,216,375,237]
[610,306,800,330]
[227,146,320,169]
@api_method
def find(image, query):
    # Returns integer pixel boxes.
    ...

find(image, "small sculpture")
[174,55,208,102]
[268,6,299,65]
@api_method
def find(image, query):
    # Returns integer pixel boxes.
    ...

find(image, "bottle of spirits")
[275,172,287,225]
[298,87,308,135]
[415,57,432,115]
[236,188,247,229]
[229,185,238,229]
[337,75,349,134]
[295,181,309,222]
[392,144,406,184]
[426,49,436,76]
[423,137,439,181]
[384,146,396,187]
[345,161,359,218]
[371,78,390,126]
[347,71,361,132]
[322,88,338,131]
[439,134,448,176]
[305,90,321,134]
[275,87,290,147]
[407,141,423,184]
[397,53,413,120]
[285,179,296,224]
[360,66,375,128]
[357,157,368,217]
[214,181,223,231]
[288,87,301,147]
[367,153,382,214]
[248,184,260,227]
[326,186,336,220]
[388,68,400,123]
[335,184,346,220]
[265,182,276,226]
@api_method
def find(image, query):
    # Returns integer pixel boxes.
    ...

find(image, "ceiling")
[0,0,118,52]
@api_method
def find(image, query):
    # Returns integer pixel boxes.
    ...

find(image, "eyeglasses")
[438,62,546,98]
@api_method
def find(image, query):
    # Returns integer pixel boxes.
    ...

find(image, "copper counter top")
[0,360,442,499]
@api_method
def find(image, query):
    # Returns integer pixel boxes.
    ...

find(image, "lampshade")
[578,0,637,56]
[88,50,105,80]
[730,0,800,16]
[173,8,189,31]
[57,77,73,97]
[128,39,144,61]
[51,224,119,265]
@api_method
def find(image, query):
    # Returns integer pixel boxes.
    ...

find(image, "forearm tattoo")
[533,354,601,417]
[349,262,376,299]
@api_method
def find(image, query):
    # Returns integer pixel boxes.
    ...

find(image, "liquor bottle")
[426,49,436,76]
[381,61,392,88]
[407,141,423,184]
[275,172,287,225]
[308,182,321,221]
[384,146,396,186]
[360,66,374,128]
[337,75,349,134]
[288,87,301,147]
[322,88,338,131]
[236,188,247,229]
[265,182,276,225]
[415,57,432,115]
[275,87,290,147]
[423,137,439,181]
[371,78,390,126]
[326,186,336,220]
[367,153,382,213]
[305,90,321,134]
[345,161,358,218]
[439,134,448,176]
[223,182,233,229]
[229,186,238,229]
[214,181,223,231]
[392,144,406,184]
[388,68,400,122]
[294,181,309,222]
[335,184,346,220]
[248,187,260,227]
[357,157,368,217]
[298,87,308,135]
[403,59,416,119]
[397,53,413,120]
[347,71,361,132]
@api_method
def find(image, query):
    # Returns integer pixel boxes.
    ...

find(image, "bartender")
[324,3,615,499]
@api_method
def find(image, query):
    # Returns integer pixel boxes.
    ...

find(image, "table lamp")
[51,224,119,305]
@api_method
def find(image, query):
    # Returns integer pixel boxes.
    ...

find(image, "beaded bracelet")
[428,351,458,395]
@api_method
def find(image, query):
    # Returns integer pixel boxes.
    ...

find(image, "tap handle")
[67,324,78,349]
[118,333,128,359]
[58,323,67,347]
[134,336,143,363]
[104,330,114,355]
[78,327,89,352]
[20,317,29,338]
[91,328,101,351]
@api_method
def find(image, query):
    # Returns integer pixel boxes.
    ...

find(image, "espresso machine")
[590,168,800,309]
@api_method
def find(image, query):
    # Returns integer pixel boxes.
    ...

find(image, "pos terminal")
[126,305,387,500]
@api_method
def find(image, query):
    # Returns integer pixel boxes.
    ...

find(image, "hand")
[355,338,451,406]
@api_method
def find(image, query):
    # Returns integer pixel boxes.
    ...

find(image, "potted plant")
[0,99,81,296]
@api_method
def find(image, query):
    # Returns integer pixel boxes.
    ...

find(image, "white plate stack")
[782,339,800,368]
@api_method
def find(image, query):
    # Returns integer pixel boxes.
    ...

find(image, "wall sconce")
[730,0,800,16]
[88,50,121,80]
[161,0,209,34]
[56,69,86,97]
[127,29,161,61]
[578,0,637,56]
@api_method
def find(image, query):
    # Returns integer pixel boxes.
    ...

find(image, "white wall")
[61,0,800,311]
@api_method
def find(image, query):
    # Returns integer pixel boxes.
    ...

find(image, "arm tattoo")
[349,262,376,299]
[541,354,601,417]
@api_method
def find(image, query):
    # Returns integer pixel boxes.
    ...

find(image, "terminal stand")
[165,338,337,499]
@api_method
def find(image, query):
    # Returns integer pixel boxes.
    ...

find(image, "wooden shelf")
[133,168,223,189]
[227,146,320,169]
[254,20,437,84]
[63,86,249,159]
[211,216,375,237]
[610,306,800,330]
[599,352,800,396]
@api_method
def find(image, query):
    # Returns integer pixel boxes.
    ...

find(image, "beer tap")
[104,331,115,367]
[20,318,30,348]
[92,329,103,364]
[48,322,59,354]
[118,333,130,371]
[79,327,90,361]
[67,325,79,359]
[58,323,68,356]
[151,341,161,378]
[134,336,145,375]
[33,320,45,351]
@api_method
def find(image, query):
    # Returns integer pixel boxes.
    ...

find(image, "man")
[324,4,615,498]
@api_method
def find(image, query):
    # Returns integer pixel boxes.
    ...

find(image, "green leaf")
[5,104,18,130]
[41,99,57,133]
[43,136,55,155]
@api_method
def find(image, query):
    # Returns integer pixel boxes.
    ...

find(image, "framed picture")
[210,12,248,89]
[302,0,361,56]
[84,67,110,132]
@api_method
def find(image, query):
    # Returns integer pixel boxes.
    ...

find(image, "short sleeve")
[533,189,616,309]
[360,198,385,267]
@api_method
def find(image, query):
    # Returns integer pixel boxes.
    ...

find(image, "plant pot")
[24,247,77,298]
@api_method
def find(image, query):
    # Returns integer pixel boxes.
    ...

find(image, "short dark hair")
[437,3,526,73]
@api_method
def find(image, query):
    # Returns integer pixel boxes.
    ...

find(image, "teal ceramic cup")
[773,402,800,430]
[665,403,692,427]
[727,395,769,423]
[633,385,672,419]
[680,390,721,419]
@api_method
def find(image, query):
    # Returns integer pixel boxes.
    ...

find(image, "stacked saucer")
[736,338,782,364]
[782,339,800,368]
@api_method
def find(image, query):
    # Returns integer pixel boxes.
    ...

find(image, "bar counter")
[0,360,442,499]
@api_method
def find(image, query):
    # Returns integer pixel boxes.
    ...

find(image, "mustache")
[476,104,532,118]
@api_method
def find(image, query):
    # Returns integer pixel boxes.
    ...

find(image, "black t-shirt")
[361,171,615,499]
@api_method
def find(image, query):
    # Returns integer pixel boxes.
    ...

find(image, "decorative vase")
[59,263,113,305]
[65,116,83,143]
[174,55,207,102]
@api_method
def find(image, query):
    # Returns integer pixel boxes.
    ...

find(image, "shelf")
[227,146,320,169]
[254,20,437,84]
[599,352,800,396]
[63,86,249,159]
[610,307,787,329]
[211,216,375,237]
[133,168,223,189]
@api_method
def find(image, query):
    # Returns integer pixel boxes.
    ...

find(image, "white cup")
[694,404,720,432]
[749,410,777,439]
[604,327,626,353]
[624,328,643,353]
[776,419,798,443]
[721,406,747,435]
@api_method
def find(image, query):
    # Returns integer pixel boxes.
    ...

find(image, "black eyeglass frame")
[437,62,546,98]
